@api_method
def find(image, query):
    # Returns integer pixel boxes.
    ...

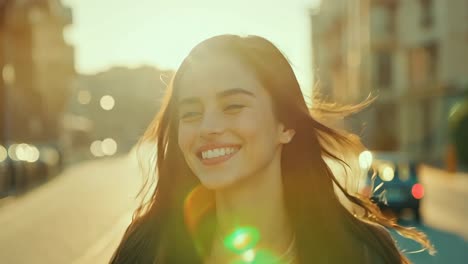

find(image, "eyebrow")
[178,88,255,106]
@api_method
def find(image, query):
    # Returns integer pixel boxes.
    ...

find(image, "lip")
[196,143,241,166]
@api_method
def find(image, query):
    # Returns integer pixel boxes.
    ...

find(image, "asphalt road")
[0,156,141,264]
[0,155,466,263]
[392,221,467,263]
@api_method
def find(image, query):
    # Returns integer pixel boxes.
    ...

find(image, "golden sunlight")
[62,0,319,98]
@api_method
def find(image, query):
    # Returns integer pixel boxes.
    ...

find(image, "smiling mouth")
[197,146,241,166]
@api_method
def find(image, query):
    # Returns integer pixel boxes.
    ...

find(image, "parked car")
[0,159,13,197]
[360,151,424,222]
[0,142,63,196]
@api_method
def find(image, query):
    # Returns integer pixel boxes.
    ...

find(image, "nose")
[199,110,225,138]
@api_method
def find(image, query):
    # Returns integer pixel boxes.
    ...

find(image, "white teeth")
[201,147,237,159]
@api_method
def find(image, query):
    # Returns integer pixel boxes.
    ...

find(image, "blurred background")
[0,0,467,263]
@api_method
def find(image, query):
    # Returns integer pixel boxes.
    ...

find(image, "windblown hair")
[110,35,434,264]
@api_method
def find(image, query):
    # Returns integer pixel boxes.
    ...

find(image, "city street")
[393,223,467,264]
[1,1,467,264]
[0,155,142,264]
[0,154,466,263]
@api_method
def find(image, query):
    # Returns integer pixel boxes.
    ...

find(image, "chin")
[199,179,234,191]
[197,173,241,191]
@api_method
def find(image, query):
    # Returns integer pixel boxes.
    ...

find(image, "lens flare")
[241,249,255,262]
[230,249,283,264]
[183,185,215,240]
[224,227,260,254]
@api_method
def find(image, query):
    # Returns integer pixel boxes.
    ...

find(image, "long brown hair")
[110,35,434,263]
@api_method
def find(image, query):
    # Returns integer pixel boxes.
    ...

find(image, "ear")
[279,126,296,144]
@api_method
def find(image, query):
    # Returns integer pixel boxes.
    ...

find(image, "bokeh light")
[26,146,40,163]
[0,145,7,162]
[380,165,395,182]
[90,140,104,157]
[359,150,373,169]
[412,183,425,199]
[100,95,115,110]
[7,144,19,161]
[398,163,410,182]
[15,144,29,161]
[101,138,118,156]
[15,144,40,163]
[77,90,91,104]
[2,63,15,85]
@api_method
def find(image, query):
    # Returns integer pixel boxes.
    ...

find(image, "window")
[375,51,393,88]
[420,0,434,28]
[408,43,438,87]
[374,103,399,151]
[371,5,396,38]
[421,100,433,153]
[426,42,438,78]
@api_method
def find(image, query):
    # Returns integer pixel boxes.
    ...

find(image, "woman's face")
[176,52,292,190]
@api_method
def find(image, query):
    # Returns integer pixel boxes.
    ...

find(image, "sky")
[62,0,321,97]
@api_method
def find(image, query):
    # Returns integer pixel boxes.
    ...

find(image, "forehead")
[176,53,264,99]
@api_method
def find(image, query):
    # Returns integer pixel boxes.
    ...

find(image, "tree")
[449,92,468,168]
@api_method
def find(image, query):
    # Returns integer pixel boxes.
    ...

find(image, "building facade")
[64,66,173,162]
[311,0,468,164]
[0,0,74,144]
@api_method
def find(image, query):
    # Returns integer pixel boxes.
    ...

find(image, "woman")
[111,35,433,263]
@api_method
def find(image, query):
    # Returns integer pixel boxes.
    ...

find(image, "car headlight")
[0,145,7,162]
[15,144,40,163]
[379,164,395,181]
[359,150,373,170]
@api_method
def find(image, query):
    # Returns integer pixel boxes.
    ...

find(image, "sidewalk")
[419,165,468,240]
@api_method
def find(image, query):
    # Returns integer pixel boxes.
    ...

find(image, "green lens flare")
[224,226,260,254]
[229,249,282,264]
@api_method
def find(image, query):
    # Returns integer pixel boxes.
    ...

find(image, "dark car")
[361,152,424,222]
[0,142,63,197]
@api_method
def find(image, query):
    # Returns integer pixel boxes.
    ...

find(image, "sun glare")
[62,0,318,98]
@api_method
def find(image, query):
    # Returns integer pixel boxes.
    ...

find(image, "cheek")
[235,111,276,144]
[233,114,261,140]
[178,125,197,153]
